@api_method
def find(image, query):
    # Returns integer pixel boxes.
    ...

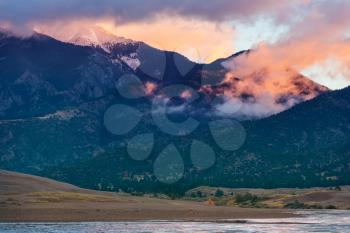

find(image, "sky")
[0,0,350,89]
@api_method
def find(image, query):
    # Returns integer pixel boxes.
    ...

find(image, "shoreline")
[0,205,298,222]
[0,220,309,224]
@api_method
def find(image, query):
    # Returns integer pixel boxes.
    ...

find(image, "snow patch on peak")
[120,53,141,70]
[67,26,134,52]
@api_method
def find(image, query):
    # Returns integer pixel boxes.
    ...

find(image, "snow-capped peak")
[67,26,134,51]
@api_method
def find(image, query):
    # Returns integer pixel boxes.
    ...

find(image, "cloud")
[107,17,235,62]
[222,0,350,89]
[215,93,299,119]
[209,64,327,118]
[0,0,302,27]
[0,0,298,62]
[211,0,350,117]
[302,59,350,90]
[32,17,236,63]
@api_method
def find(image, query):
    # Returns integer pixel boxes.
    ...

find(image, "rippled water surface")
[1,210,349,232]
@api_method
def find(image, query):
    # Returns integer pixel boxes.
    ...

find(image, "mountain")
[66,26,135,53]
[0,29,338,195]
[0,28,327,119]
[34,86,350,195]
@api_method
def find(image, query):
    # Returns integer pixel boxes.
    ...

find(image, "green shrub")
[235,193,259,204]
[214,189,224,197]
[325,205,337,209]
[196,190,203,198]
[284,201,324,209]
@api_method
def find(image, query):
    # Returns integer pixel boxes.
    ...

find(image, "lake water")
[0,210,349,233]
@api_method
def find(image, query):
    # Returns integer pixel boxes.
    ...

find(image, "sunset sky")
[1,0,350,89]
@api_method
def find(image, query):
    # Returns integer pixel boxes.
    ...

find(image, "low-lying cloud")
[208,62,328,118]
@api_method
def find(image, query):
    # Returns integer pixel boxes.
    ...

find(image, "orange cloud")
[209,62,328,118]
[32,15,235,63]
[222,38,350,90]
[100,16,235,63]
[144,82,157,96]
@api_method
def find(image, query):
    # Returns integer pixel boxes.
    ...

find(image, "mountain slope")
[234,86,350,187]
[0,169,79,193]
[0,32,130,119]
[28,87,350,194]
